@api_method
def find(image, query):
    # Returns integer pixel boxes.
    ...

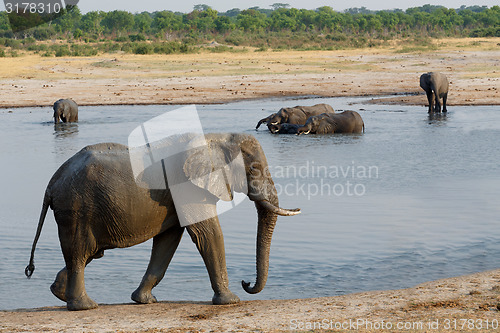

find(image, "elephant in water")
[255,104,334,130]
[268,123,301,134]
[297,111,364,135]
[53,99,78,123]
[419,72,449,113]
[25,133,300,311]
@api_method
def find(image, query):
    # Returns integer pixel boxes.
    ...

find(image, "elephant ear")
[318,120,333,134]
[183,139,244,201]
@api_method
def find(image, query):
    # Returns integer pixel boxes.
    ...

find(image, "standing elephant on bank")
[25,133,300,311]
[419,72,449,113]
[53,99,78,123]
[255,104,334,130]
[297,111,364,135]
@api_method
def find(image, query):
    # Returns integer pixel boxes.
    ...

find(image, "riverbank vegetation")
[0,4,498,57]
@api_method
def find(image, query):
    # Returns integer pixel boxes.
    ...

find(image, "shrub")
[133,43,153,54]
[129,34,146,42]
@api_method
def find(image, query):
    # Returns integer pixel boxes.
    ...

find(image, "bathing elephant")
[268,123,301,134]
[255,104,334,130]
[53,99,78,123]
[419,72,448,113]
[25,133,300,311]
[297,111,364,135]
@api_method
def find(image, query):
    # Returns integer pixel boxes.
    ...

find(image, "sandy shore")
[1,269,499,332]
[0,38,499,108]
[1,38,499,331]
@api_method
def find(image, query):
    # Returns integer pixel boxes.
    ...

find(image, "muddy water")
[0,97,499,310]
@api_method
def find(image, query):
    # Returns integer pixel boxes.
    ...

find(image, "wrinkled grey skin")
[297,111,364,135]
[53,99,78,123]
[25,133,300,311]
[419,72,449,113]
[268,123,301,134]
[255,104,335,130]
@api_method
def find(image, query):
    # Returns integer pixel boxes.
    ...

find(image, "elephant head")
[297,114,327,135]
[269,108,292,125]
[255,113,276,130]
[178,133,300,294]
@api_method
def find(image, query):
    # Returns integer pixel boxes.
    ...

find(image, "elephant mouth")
[256,200,301,216]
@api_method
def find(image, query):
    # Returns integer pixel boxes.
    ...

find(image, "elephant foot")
[131,289,157,304]
[50,269,68,302]
[67,294,98,311]
[212,291,240,305]
[50,281,67,302]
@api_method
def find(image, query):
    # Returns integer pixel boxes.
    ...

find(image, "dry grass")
[0,37,499,107]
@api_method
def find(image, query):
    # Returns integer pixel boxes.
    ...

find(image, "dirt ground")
[0,38,499,332]
[1,269,499,332]
[0,38,499,108]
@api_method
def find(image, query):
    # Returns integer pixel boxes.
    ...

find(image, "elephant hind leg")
[132,226,184,304]
[58,226,98,310]
[51,254,101,304]
[442,93,448,112]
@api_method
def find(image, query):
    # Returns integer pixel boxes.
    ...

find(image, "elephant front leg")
[434,93,442,112]
[132,226,184,304]
[426,91,434,113]
[186,218,240,305]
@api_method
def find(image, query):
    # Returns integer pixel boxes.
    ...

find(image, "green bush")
[153,41,180,54]
[129,34,146,42]
[133,43,153,54]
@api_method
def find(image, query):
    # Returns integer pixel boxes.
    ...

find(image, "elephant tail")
[363,123,365,133]
[25,192,51,278]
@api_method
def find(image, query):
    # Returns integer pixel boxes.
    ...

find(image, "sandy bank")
[1,269,499,332]
[0,38,499,108]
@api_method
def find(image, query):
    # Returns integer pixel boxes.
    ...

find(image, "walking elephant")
[268,123,301,134]
[53,99,78,123]
[419,72,449,113]
[255,104,334,130]
[25,133,300,311]
[297,111,364,135]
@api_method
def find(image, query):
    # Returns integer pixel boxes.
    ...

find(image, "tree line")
[0,4,498,56]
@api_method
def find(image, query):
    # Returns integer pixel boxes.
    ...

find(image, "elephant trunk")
[242,200,277,294]
[243,189,300,294]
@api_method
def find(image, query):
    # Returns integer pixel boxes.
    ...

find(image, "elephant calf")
[255,104,335,131]
[419,72,449,113]
[53,99,78,123]
[25,133,300,311]
[268,123,301,134]
[297,111,364,135]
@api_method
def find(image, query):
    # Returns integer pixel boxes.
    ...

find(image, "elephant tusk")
[258,200,301,216]
[271,122,278,125]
